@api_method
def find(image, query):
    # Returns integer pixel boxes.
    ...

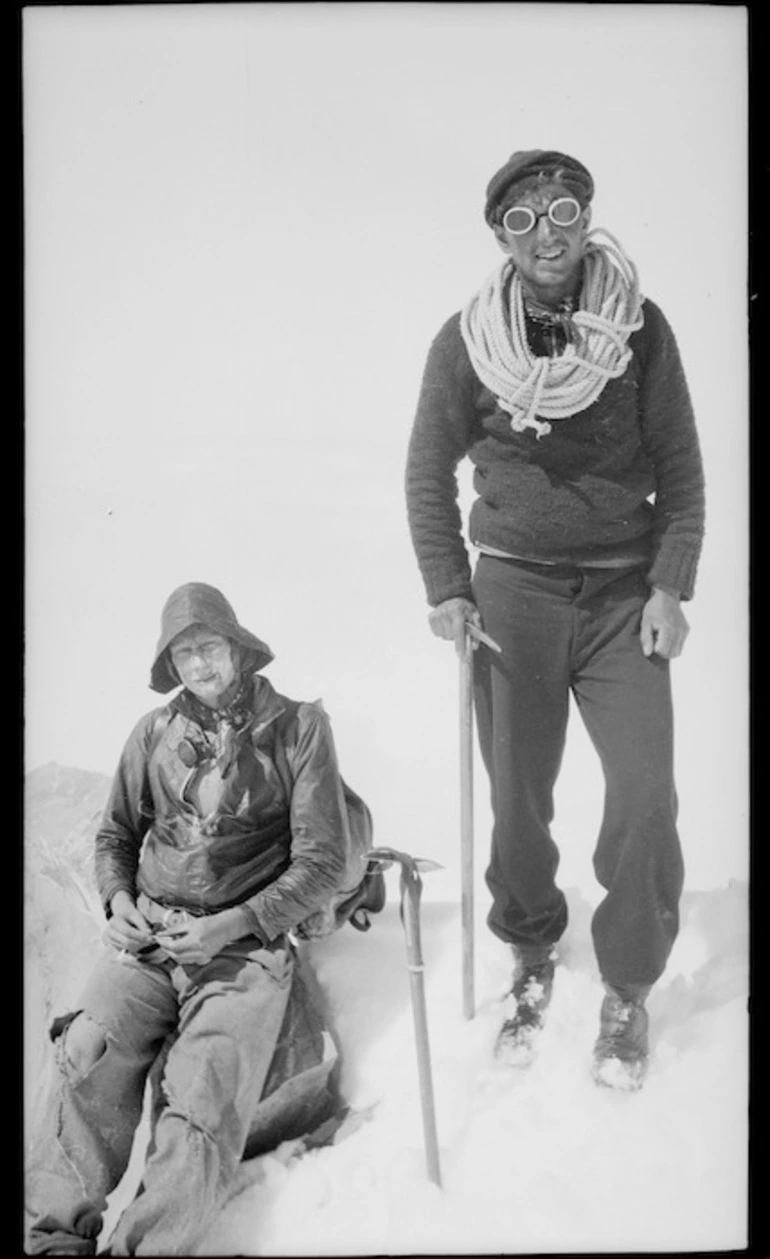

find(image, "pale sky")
[24,3,748,894]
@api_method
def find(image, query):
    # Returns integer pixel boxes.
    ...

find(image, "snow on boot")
[591,985,651,1092]
[494,949,555,1066]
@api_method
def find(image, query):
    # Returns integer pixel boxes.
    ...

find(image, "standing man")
[405,149,705,1090]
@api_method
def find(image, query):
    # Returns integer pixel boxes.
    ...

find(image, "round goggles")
[501,196,582,236]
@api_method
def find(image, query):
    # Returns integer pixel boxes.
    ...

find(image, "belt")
[136,892,212,927]
[476,545,646,571]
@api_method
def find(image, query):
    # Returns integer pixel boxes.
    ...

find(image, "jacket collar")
[170,672,285,737]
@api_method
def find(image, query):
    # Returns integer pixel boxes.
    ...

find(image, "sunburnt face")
[493,180,591,306]
[168,625,238,708]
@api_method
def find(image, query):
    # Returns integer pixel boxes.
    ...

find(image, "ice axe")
[368,845,443,1188]
[459,622,502,1020]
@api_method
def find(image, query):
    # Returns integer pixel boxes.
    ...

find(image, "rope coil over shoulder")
[459,229,644,438]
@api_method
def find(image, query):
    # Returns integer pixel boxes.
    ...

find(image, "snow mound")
[196,882,748,1255]
[24,764,748,1254]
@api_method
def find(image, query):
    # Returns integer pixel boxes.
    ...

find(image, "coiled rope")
[459,229,644,439]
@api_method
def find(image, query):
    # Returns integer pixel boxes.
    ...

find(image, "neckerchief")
[174,674,257,776]
[523,293,582,355]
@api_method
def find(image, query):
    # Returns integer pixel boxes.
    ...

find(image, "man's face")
[168,625,238,708]
[493,180,591,303]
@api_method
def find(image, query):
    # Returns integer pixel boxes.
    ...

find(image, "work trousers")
[472,555,684,989]
[25,935,294,1256]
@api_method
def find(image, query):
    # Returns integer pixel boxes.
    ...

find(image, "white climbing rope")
[459,228,644,438]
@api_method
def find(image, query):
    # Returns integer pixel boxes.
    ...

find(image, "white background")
[24,3,749,898]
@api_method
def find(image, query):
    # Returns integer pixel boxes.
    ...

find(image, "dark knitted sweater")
[405,297,705,605]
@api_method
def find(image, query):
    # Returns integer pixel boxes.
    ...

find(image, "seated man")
[26,582,370,1256]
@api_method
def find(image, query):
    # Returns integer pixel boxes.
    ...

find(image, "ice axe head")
[368,847,440,963]
[368,847,444,877]
[415,857,444,874]
[368,848,444,901]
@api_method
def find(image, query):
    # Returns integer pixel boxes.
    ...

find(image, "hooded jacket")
[94,585,357,943]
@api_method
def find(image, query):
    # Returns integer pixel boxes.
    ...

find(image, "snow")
[25,767,748,1254]
[87,880,748,1255]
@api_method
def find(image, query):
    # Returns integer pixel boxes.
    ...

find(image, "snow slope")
[25,767,748,1254]
[99,884,748,1256]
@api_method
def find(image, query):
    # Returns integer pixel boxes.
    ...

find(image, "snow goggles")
[502,196,582,235]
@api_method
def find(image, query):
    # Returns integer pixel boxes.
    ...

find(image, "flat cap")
[484,149,594,225]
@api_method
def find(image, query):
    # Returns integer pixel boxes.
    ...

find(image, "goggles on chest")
[502,196,582,236]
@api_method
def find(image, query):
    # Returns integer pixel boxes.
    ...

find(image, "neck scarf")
[459,229,644,439]
[175,674,257,776]
[523,292,582,356]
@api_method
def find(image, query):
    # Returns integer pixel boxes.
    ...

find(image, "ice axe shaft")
[459,636,475,1020]
[369,846,442,1188]
[459,622,502,1021]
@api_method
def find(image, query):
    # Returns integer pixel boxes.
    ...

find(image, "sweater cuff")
[425,571,475,608]
[647,544,700,603]
[238,900,270,944]
[99,880,136,918]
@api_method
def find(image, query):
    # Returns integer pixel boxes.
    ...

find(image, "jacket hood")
[150,582,275,693]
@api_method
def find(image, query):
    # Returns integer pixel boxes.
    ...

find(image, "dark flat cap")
[484,149,594,225]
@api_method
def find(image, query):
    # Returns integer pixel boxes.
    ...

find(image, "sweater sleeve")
[241,703,353,941]
[635,299,706,600]
[405,314,479,606]
[94,711,159,913]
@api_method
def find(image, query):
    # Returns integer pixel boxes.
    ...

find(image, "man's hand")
[428,597,482,657]
[640,588,689,659]
[154,907,249,966]
[104,890,154,954]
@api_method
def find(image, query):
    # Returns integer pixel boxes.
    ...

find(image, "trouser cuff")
[514,942,557,966]
[603,980,652,1003]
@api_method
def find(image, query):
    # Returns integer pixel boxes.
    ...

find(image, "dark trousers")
[472,556,684,989]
